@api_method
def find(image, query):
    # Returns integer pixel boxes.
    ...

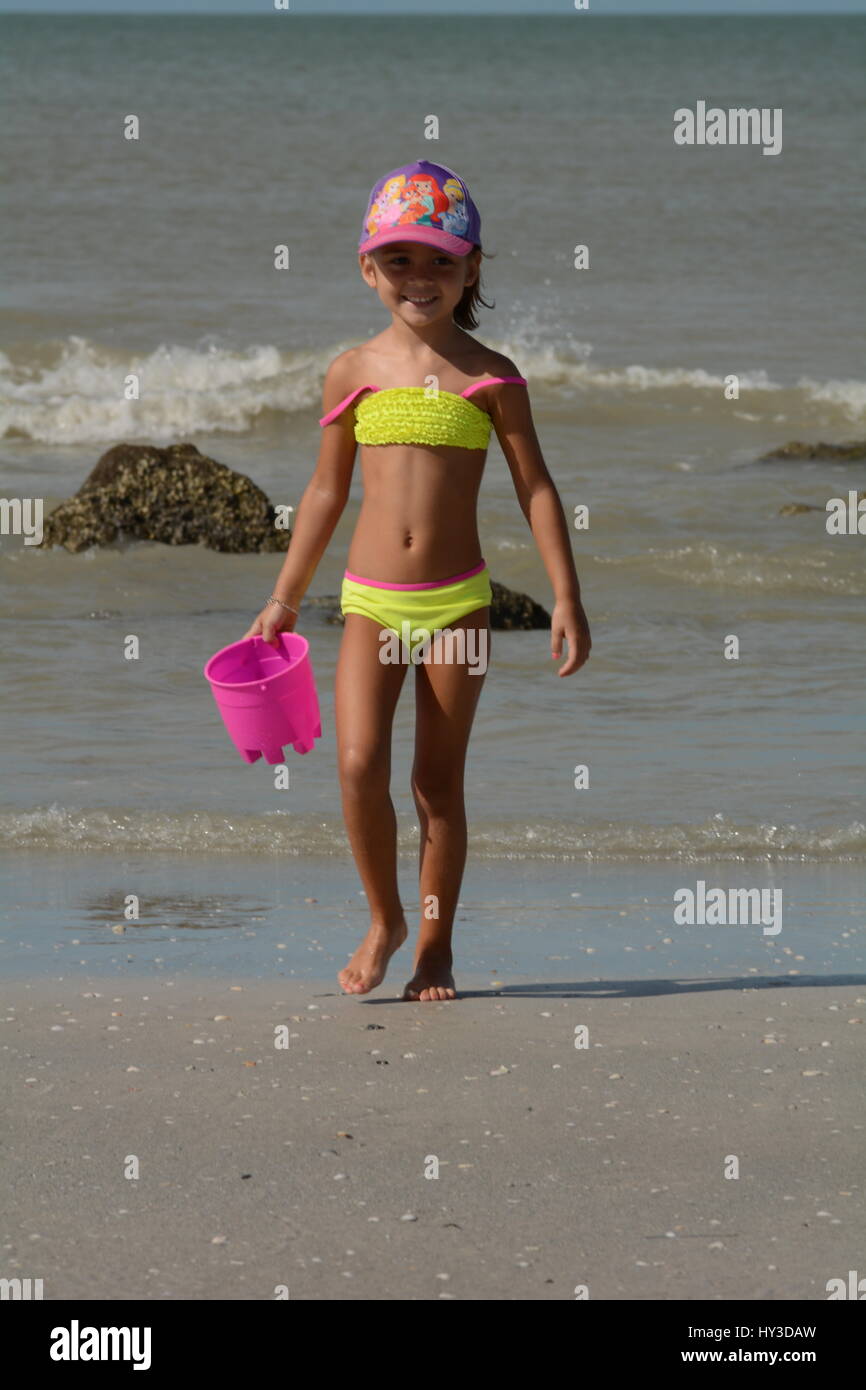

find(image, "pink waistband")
[343,558,487,591]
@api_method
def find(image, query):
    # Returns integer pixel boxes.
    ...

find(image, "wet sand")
[2,975,863,1300]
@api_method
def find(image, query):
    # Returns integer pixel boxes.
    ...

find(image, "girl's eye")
[385,254,452,268]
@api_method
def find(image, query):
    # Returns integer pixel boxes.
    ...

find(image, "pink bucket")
[204,632,322,764]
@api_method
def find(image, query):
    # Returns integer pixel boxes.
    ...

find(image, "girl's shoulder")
[458,335,523,386]
[454,340,528,419]
[320,342,390,427]
[481,352,524,384]
[324,344,364,385]
[323,338,388,391]
[321,345,375,409]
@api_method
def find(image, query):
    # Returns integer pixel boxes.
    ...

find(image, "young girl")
[245,159,591,1002]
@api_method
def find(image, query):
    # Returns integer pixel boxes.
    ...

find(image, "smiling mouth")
[401,294,437,305]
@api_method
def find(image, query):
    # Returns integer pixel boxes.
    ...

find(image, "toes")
[405,980,455,1002]
[340,971,365,995]
[403,976,455,1002]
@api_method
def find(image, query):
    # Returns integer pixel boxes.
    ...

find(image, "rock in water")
[40,442,290,553]
[760,439,866,462]
[778,490,865,517]
[489,579,550,630]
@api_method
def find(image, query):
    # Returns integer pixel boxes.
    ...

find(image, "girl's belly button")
[402,534,414,548]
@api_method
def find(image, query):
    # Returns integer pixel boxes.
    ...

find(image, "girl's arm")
[244,358,358,644]
[488,380,591,677]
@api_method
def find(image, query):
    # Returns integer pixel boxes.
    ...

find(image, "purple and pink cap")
[359,160,481,257]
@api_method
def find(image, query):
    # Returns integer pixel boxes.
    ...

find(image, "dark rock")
[779,489,865,517]
[760,439,866,462]
[305,580,551,631]
[299,595,352,626]
[489,578,550,630]
[40,441,291,553]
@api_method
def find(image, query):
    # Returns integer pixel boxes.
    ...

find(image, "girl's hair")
[454,246,494,330]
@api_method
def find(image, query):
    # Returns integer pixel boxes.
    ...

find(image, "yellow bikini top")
[318,377,527,450]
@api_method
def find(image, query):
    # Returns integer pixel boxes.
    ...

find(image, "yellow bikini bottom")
[340,560,492,657]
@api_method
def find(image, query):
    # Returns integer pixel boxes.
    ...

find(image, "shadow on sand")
[318,971,866,1004]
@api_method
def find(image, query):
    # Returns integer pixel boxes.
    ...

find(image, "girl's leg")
[335,613,410,994]
[405,610,490,1001]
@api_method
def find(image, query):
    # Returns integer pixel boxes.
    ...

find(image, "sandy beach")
[3,974,863,1301]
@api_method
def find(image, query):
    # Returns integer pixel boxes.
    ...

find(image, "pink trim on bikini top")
[318,376,527,428]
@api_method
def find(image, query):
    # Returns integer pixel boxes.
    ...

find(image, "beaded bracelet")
[267,596,299,615]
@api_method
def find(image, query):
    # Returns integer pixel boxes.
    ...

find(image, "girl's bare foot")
[338,919,408,995]
[402,952,456,1002]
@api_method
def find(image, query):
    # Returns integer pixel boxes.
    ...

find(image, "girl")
[245,159,591,1002]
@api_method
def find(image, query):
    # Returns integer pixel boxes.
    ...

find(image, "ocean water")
[1,13,864,888]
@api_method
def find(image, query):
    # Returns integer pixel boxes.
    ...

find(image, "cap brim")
[359,225,474,257]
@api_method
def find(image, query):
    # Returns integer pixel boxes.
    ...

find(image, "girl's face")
[360,243,478,325]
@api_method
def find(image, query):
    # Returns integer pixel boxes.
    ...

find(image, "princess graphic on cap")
[365,174,407,237]
[439,177,470,237]
[398,174,450,227]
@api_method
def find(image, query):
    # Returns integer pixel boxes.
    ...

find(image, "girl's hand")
[243,602,297,647]
[551,598,591,676]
